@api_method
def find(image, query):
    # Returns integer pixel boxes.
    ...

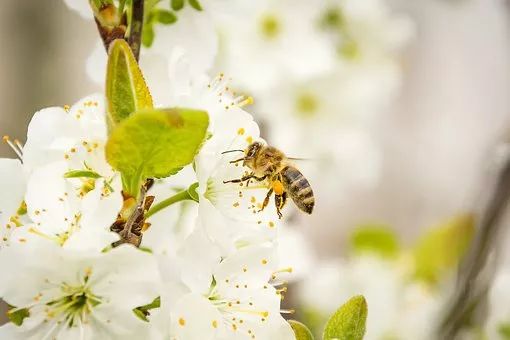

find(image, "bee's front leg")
[223,173,254,184]
[245,174,267,187]
[229,158,245,164]
[223,174,267,185]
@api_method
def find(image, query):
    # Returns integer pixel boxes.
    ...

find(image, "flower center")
[320,7,360,60]
[259,14,280,40]
[295,92,319,118]
[45,270,102,327]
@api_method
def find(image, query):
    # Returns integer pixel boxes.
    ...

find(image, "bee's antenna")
[221,149,245,154]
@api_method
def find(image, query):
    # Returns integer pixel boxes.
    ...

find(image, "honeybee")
[223,142,314,219]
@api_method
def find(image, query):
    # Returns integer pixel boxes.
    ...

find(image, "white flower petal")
[171,293,223,340]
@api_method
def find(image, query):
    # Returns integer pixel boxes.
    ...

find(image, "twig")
[111,179,154,247]
[437,144,510,339]
[90,0,143,60]
[94,18,126,52]
[128,0,144,61]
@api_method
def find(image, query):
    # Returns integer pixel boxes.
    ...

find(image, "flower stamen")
[3,135,23,160]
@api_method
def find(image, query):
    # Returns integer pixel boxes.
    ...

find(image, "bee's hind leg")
[258,188,274,213]
[274,192,287,219]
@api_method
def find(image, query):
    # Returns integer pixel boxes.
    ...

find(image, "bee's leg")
[274,192,287,219]
[258,188,274,213]
[223,174,267,185]
[229,158,245,164]
[245,174,267,187]
[223,173,254,184]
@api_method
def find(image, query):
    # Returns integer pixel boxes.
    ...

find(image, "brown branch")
[437,145,510,339]
[127,0,144,61]
[94,17,126,52]
[111,179,155,247]
[90,1,142,59]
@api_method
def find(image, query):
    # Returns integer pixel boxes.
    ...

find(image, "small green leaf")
[289,320,314,340]
[499,323,510,339]
[413,214,475,285]
[187,182,199,202]
[154,9,178,24]
[7,307,30,326]
[323,295,367,340]
[133,296,161,322]
[105,108,209,197]
[171,0,185,11]
[350,224,399,259]
[188,0,203,11]
[142,21,155,47]
[63,170,102,179]
[106,39,153,131]
[133,308,148,321]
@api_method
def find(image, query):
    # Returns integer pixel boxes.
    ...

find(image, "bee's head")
[245,142,263,160]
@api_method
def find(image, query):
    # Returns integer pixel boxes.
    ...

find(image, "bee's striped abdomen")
[281,166,314,214]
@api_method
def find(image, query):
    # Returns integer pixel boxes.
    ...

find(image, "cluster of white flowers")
[0,0,416,338]
[0,72,295,338]
[70,0,413,193]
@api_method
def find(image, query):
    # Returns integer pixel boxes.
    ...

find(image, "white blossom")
[3,94,123,250]
[216,0,335,95]
[169,239,294,340]
[0,241,161,340]
[165,56,282,254]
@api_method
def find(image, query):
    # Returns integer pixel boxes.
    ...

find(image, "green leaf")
[412,214,475,285]
[154,9,178,24]
[188,0,203,11]
[350,224,399,259]
[7,307,30,326]
[106,39,153,131]
[301,306,328,339]
[289,320,314,340]
[133,296,161,322]
[187,182,199,202]
[142,21,155,47]
[171,0,185,11]
[63,170,102,179]
[105,108,209,197]
[499,323,510,339]
[323,295,367,340]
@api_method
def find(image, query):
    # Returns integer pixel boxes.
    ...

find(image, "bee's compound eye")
[247,142,261,157]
